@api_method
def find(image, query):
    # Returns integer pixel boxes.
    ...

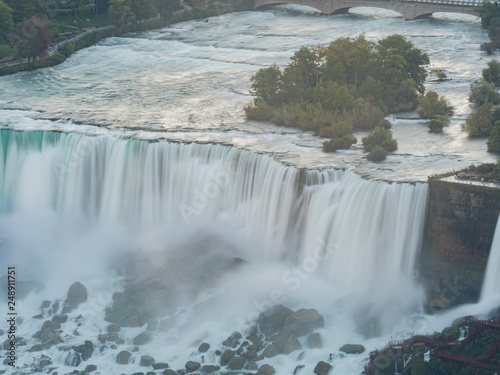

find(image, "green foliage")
[244,100,274,122]
[322,134,357,152]
[362,126,398,153]
[8,16,50,63]
[487,120,500,152]
[417,91,453,119]
[131,0,157,20]
[469,78,500,107]
[109,0,136,27]
[482,59,500,87]
[478,1,500,53]
[59,42,76,57]
[0,1,13,43]
[0,43,13,58]
[250,64,283,106]
[367,146,387,162]
[463,102,494,136]
[3,0,36,24]
[428,115,450,133]
[352,98,385,130]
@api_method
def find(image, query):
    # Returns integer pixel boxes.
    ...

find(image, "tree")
[8,16,50,63]
[131,0,157,20]
[109,0,136,27]
[69,0,93,20]
[483,59,500,87]
[322,134,357,152]
[151,0,181,17]
[362,126,398,153]
[463,102,494,137]
[487,120,500,152]
[428,115,450,133]
[0,1,14,43]
[3,0,36,23]
[469,78,500,107]
[367,146,387,162]
[250,64,283,106]
[417,91,454,119]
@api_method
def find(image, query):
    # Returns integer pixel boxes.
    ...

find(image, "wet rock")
[162,370,176,375]
[107,323,120,333]
[2,336,26,349]
[31,354,52,372]
[51,301,60,314]
[152,362,169,369]
[133,332,152,346]
[65,350,81,366]
[140,355,155,366]
[223,331,242,347]
[285,308,324,337]
[147,318,158,331]
[33,314,43,319]
[131,373,145,375]
[198,342,210,353]
[41,300,51,309]
[263,344,280,358]
[283,338,302,355]
[185,360,201,372]
[308,333,322,349]
[146,372,156,375]
[203,364,221,373]
[339,344,365,354]
[244,348,258,360]
[294,364,305,374]
[442,326,459,341]
[67,282,88,307]
[85,364,97,372]
[221,349,235,366]
[73,340,94,360]
[116,350,132,365]
[258,305,293,336]
[271,330,290,350]
[314,361,332,375]
[256,364,276,375]
[227,356,246,370]
[132,346,140,352]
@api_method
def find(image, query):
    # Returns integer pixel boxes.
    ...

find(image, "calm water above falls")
[0,6,497,181]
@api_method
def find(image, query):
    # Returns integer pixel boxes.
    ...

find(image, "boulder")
[116,350,131,365]
[133,332,152,346]
[256,364,276,375]
[258,305,293,336]
[67,282,87,307]
[339,344,365,354]
[152,362,169,369]
[85,364,97,372]
[227,356,246,370]
[198,342,210,353]
[244,348,258,360]
[51,314,68,324]
[283,338,302,354]
[140,355,155,366]
[271,330,291,350]
[185,360,201,372]
[442,326,459,341]
[285,309,324,337]
[314,361,332,375]
[308,333,322,349]
[246,360,258,370]
[223,331,242,347]
[263,343,280,358]
[220,349,235,366]
[162,370,176,375]
[203,365,221,373]
[73,340,94,360]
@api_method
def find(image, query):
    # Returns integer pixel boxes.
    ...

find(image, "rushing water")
[481,215,500,302]
[0,6,499,375]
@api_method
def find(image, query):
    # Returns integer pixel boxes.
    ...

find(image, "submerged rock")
[133,332,152,346]
[73,340,94,360]
[308,333,322,349]
[283,338,302,354]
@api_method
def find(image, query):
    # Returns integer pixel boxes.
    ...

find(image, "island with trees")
[245,34,453,161]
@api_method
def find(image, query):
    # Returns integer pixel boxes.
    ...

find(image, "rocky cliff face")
[421,180,500,309]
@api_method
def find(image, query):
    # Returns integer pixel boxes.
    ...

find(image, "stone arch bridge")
[253,0,481,20]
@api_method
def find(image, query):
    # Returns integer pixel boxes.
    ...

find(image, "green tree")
[250,64,283,106]
[483,59,500,87]
[151,0,181,17]
[463,102,494,136]
[131,0,157,20]
[109,0,136,27]
[428,115,450,133]
[487,120,500,152]
[3,0,35,23]
[362,126,398,153]
[0,1,14,43]
[69,0,93,20]
[322,134,357,152]
[417,91,454,119]
[469,78,500,107]
[8,16,50,63]
[367,146,387,162]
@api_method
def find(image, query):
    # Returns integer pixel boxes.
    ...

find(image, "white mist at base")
[0,128,429,374]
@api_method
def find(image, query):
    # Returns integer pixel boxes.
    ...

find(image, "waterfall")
[480,214,500,302]
[0,129,428,290]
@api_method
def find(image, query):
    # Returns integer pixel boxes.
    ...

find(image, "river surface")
[1,6,500,375]
[0,6,497,181]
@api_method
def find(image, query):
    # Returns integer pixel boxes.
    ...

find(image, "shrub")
[469,78,500,107]
[482,59,500,87]
[487,121,500,152]
[417,91,454,119]
[322,134,357,152]
[378,118,392,129]
[367,146,387,162]
[362,126,398,153]
[463,102,494,136]
[0,44,13,59]
[352,98,385,130]
[244,101,274,122]
[428,115,450,133]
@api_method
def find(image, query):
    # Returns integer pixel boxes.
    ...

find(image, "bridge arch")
[253,0,479,20]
